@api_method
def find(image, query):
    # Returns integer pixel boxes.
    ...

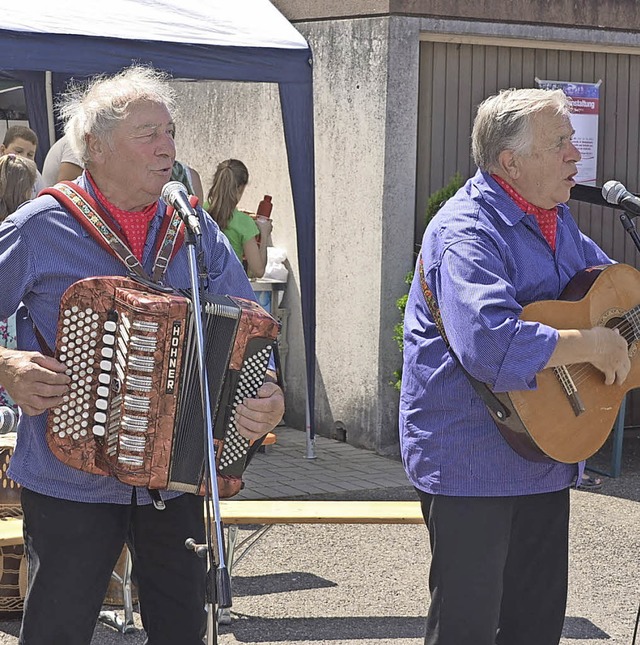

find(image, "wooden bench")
[0,517,23,547]
[219,499,423,525]
[0,501,425,628]
[254,430,277,454]
[217,499,424,623]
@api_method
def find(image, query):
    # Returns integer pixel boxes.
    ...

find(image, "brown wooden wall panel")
[416,39,640,430]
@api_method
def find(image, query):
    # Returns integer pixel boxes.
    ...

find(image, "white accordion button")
[92,425,106,437]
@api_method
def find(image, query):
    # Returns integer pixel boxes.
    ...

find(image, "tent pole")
[304,395,316,459]
[45,71,55,147]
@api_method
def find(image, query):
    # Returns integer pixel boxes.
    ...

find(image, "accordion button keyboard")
[49,306,103,438]
[218,345,272,471]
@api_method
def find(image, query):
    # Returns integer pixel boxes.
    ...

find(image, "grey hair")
[471,88,571,173]
[58,65,177,165]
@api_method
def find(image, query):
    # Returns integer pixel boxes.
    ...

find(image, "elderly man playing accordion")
[0,65,284,645]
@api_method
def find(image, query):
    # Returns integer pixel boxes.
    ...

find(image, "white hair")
[471,88,571,172]
[58,65,177,165]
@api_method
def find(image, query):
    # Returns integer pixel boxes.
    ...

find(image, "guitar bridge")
[552,366,586,417]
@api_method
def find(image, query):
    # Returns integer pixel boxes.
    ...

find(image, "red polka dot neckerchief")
[87,172,157,261]
[492,174,558,252]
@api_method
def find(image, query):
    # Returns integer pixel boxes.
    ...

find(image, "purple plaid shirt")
[400,170,611,496]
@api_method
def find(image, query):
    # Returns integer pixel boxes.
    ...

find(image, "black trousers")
[416,488,570,645]
[19,488,207,645]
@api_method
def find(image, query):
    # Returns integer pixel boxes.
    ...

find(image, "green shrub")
[391,172,464,391]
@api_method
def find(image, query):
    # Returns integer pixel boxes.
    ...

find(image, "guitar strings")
[558,316,636,387]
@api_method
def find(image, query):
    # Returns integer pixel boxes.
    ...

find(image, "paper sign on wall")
[535,78,601,186]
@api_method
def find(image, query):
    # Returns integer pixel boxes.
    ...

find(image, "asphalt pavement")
[0,425,639,645]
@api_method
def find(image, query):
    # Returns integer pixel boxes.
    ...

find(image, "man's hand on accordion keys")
[0,348,70,417]
[233,380,285,442]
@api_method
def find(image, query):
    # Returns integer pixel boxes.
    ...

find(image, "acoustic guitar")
[491,263,640,464]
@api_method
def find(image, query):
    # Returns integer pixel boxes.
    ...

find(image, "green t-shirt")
[203,204,259,260]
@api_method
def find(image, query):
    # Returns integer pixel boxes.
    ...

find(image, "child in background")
[0,125,45,196]
[0,154,38,409]
[204,159,272,278]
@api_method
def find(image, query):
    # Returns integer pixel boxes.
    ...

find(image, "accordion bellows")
[46,276,280,493]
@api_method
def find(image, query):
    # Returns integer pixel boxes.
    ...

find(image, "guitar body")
[496,263,640,464]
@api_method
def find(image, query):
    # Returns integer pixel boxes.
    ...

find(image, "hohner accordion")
[45,276,280,494]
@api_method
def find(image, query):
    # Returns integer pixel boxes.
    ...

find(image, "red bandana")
[492,175,558,252]
[87,173,158,261]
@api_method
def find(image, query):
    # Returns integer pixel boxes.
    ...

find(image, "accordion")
[45,276,280,496]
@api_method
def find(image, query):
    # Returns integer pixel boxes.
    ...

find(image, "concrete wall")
[171,16,419,454]
[169,78,308,429]
[273,0,640,32]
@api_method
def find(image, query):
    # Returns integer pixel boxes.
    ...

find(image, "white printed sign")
[535,79,601,186]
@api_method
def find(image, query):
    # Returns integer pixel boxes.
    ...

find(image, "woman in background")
[205,159,272,278]
[0,154,37,409]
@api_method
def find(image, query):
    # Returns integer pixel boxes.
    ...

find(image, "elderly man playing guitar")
[400,87,630,645]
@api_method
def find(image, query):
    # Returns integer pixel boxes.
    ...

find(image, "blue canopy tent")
[0,0,316,453]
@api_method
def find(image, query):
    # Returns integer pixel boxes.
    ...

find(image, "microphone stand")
[181,219,231,645]
[618,211,640,253]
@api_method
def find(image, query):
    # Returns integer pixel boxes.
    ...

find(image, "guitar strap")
[417,254,512,422]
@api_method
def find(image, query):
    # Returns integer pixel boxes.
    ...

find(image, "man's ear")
[498,149,520,180]
[85,133,103,161]
[0,145,6,156]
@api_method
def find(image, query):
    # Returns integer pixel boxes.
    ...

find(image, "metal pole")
[182,228,230,645]
[304,394,316,459]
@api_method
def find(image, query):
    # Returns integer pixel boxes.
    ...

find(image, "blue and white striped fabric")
[0,174,257,505]
[400,170,611,497]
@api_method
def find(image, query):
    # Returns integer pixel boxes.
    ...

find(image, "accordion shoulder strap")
[39,182,185,283]
[40,182,149,280]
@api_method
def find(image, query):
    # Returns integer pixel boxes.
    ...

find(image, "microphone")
[161,181,201,235]
[602,180,640,217]
[0,407,18,434]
